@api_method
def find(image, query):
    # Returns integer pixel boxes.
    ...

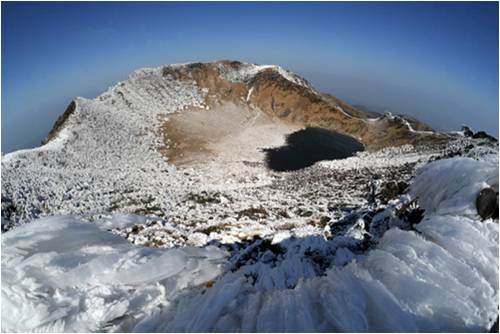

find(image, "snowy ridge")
[2,154,498,332]
[334,105,353,118]
[319,144,431,170]
[2,125,72,164]
[381,111,433,134]
[334,105,384,123]
[1,65,207,227]
[402,117,434,134]
[218,62,313,89]
[1,60,319,228]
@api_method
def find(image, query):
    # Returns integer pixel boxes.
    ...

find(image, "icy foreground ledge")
[2,156,499,332]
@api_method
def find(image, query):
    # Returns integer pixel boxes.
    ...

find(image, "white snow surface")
[412,156,499,217]
[2,155,498,332]
[1,216,226,332]
[1,65,206,227]
[218,62,313,90]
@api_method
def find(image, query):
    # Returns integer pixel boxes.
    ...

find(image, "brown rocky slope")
[159,60,449,151]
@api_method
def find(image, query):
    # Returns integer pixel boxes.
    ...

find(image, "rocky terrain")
[1,60,453,229]
[1,60,498,332]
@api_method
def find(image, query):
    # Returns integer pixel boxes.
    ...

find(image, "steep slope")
[1,60,498,332]
[158,61,446,153]
[2,65,205,228]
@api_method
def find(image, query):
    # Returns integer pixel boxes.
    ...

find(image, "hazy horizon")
[2,1,498,153]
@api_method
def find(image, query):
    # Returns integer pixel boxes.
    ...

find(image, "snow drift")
[1,216,226,332]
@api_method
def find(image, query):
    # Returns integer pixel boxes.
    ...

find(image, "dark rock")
[476,188,499,220]
[296,209,314,217]
[131,225,144,234]
[278,209,290,218]
[461,125,474,137]
[304,249,331,273]
[472,131,498,142]
[396,199,425,225]
[490,316,498,333]
[187,191,221,204]
[429,155,441,162]
[397,181,409,194]
[377,181,404,203]
[231,238,286,272]
[464,144,475,153]
[319,216,331,225]
[237,207,268,220]
[407,207,425,225]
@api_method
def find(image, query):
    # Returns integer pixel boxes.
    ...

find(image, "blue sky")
[2,1,498,152]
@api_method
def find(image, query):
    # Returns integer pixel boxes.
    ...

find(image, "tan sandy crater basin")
[160,102,301,168]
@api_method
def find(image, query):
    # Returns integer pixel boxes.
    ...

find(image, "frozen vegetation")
[2,152,498,332]
[1,61,498,332]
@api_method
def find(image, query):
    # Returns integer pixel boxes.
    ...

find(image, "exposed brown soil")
[160,61,449,154]
[320,93,375,119]
[246,68,445,149]
[162,61,249,108]
[160,102,299,166]
[158,110,216,165]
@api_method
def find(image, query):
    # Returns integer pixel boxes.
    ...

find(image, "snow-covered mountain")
[1,60,498,332]
[1,60,448,227]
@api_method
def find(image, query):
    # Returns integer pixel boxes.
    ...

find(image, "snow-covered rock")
[2,154,498,332]
[411,156,498,217]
